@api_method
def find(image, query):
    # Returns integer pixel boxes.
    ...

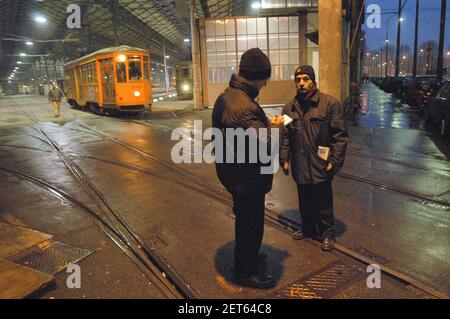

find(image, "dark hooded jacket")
[212,74,274,196]
[280,90,349,185]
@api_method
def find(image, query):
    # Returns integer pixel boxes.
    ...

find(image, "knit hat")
[239,48,272,80]
[295,65,316,83]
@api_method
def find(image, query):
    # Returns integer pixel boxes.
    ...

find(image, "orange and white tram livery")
[64,45,152,113]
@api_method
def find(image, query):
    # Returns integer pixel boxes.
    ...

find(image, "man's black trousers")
[297,180,335,238]
[231,192,265,277]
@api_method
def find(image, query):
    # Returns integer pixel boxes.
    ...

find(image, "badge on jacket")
[317,146,330,161]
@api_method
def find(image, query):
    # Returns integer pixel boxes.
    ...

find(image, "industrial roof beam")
[200,0,210,18]
[95,0,186,59]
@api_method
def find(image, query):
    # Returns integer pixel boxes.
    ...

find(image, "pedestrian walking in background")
[48,82,64,118]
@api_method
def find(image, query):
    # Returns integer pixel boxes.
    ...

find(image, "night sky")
[363,0,450,52]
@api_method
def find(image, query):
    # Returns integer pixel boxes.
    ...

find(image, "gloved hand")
[282,162,289,176]
[326,162,333,172]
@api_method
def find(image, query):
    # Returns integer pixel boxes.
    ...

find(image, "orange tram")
[64,45,152,113]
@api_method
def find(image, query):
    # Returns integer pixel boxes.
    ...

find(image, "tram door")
[100,59,115,104]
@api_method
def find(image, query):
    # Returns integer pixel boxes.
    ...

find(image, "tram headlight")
[117,54,126,62]
[182,83,190,92]
[134,90,141,97]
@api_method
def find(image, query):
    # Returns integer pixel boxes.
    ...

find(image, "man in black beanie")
[280,65,349,251]
[212,48,283,289]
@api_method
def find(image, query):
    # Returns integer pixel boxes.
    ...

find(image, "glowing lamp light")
[117,54,126,62]
[26,41,34,46]
[134,91,141,97]
[251,2,262,9]
[20,53,26,56]
[35,16,47,23]
[182,83,190,92]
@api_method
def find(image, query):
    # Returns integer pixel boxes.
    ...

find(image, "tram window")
[129,56,142,80]
[182,67,189,80]
[143,56,149,81]
[116,62,126,83]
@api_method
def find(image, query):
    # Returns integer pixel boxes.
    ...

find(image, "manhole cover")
[267,260,366,299]
[8,242,93,275]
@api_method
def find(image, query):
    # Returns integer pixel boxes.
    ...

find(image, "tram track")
[121,118,450,209]
[73,122,448,299]
[13,104,198,299]
[4,103,448,298]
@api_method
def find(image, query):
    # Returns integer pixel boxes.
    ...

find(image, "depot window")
[205,16,303,83]
[116,62,126,83]
[129,56,142,81]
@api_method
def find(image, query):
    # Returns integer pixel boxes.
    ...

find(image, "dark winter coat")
[280,90,349,185]
[212,74,274,196]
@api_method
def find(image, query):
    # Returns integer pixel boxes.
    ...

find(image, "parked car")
[379,77,395,91]
[393,76,414,98]
[418,77,441,108]
[381,77,399,93]
[425,81,450,136]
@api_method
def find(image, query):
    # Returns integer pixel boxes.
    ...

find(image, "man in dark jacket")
[280,65,349,251]
[212,48,283,289]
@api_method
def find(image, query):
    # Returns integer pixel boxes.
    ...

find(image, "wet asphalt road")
[0,89,449,298]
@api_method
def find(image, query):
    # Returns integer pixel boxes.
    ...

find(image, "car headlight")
[134,91,141,97]
[182,84,190,92]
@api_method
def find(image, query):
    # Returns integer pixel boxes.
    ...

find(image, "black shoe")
[321,235,335,251]
[234,273,276,289]
[293,229,306,240]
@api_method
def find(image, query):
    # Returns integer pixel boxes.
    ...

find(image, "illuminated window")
[128,56,142,81]
[116,62,126,83]
[143,56,149,82]
[205,16,304,83]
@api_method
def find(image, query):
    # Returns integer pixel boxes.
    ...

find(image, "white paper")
[283,114,293,126]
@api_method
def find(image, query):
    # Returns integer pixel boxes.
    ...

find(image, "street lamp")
[251,2,262,9]
[35,15,47,23]
[385,14,398,77]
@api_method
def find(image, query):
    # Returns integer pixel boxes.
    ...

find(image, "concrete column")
[299,11,307,65]
[318,0,342,101]
[191,0,203,110]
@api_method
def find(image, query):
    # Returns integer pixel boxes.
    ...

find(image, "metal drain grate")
[8,242,93,275]
[268,260,366,299]
[356,247,389,264]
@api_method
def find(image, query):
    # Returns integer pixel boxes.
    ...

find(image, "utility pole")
[111,0,119,46]
[395,0,403,77]
[437,0,447,81]
[385,14,397,77]
[191,0,202,110]
[163,42,169,93]
[412,0,419,77]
